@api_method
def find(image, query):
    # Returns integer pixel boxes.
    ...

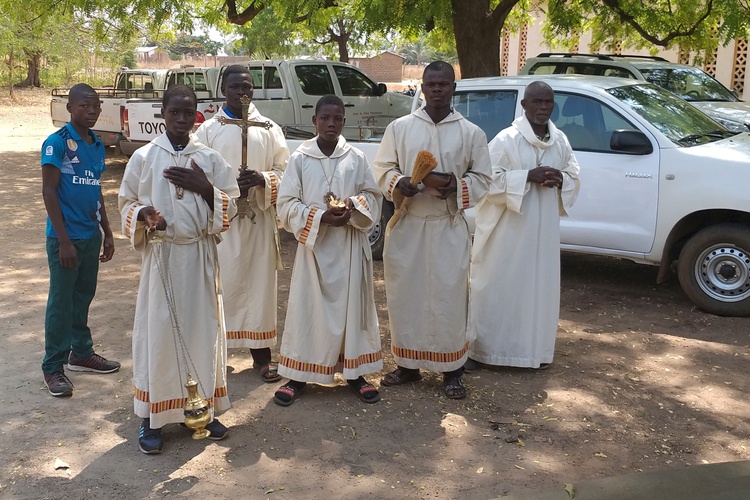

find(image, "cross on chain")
[217,94,272,222]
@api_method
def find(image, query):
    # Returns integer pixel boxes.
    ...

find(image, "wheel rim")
[694,243,750,303]
[368,218,382,246]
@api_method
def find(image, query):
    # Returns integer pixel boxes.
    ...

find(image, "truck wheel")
[369,200,394,261]
[677,223,750,316]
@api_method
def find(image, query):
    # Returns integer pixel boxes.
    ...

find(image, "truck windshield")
[639,68,737,102]
[608,83,737,146]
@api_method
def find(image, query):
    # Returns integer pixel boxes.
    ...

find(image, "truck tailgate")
[123,98,224,143]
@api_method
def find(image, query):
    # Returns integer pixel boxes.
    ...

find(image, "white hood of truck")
[692,101,750,130]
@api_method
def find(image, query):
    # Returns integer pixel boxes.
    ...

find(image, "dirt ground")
[2,88,750,500]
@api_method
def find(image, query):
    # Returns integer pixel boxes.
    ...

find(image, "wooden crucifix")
[217,94,272,222]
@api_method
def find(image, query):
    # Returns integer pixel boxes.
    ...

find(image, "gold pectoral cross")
[217,95,273,223]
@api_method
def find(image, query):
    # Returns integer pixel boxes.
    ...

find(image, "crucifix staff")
[217,94,272,223]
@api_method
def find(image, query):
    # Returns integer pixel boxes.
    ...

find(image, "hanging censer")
[149,225,212,440]
[183,375,211,439]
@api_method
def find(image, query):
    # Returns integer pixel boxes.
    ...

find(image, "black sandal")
[348,377,381,403]
[443,376,466,399]
[257,362,282,383]
[273,381,306,407]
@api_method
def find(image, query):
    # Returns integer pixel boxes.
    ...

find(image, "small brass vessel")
[183,375,211,440]
[324,192,347,209]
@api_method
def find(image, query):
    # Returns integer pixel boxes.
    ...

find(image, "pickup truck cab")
[291,75,750,316]
[119,60,412,155]
[50,68,166,147]
[520,53,750,133]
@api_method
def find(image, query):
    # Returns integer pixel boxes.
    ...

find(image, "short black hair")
[68,83,98,104]
[162,85,197,109]
[222,64,251,84]
[315,94,345,115]
[423,61,455,81]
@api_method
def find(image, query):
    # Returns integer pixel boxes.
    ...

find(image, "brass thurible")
[183,375,211,440]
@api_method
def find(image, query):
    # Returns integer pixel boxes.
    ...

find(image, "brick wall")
[350,52,404,83]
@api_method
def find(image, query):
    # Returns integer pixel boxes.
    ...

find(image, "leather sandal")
[380,367,422,386]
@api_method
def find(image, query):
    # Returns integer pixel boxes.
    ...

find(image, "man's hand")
[321,205,352,227]
[528,166,563,188]
[237,169,266,197]
[396,176,420,198]
[59,240,78,269]
[100,234,115,262]
[436,173,458,199]
[164,159,212,195]
[140,206,167,231]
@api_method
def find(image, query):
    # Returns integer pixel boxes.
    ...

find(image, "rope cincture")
[150,228,211,404]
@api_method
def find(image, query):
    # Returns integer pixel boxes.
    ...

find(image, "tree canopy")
[543,0,750,61]
[5,0,750,89]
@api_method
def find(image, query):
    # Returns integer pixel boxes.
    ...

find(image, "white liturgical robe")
[373,108,491,373]
[195,104,289,349]
[119,133,239,429]
[469,115,580,368]
[276,136,383,384]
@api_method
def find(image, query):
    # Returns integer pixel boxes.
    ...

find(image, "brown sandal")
[443,377,466,399]
[380,367,422,386]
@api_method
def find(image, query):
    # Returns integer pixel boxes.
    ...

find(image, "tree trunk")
[17,49,41,87]
[451,0,518,78]
[8,49,14,99]
[334,19,350,62]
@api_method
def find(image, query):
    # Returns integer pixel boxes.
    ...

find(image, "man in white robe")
[119,85,239,453]
[373,62,491,399]
[469,81,580,369]
[275,96,382,405]
[195,65,289,383]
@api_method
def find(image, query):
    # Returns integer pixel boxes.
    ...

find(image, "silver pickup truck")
[291,75,750,317]
[119,60,413,155]
[50,69,166,148]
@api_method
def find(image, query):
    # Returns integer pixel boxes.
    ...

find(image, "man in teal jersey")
[41,83,120,397]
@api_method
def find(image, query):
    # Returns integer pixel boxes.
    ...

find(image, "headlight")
[711,116,748,133]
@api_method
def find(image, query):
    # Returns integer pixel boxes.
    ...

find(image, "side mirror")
[377,83,387,96]
[610,129,653,155]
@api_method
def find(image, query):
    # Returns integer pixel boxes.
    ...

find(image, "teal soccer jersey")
[41,123,106,239]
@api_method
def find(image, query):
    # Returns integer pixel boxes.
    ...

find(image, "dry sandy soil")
[2,88,750,500]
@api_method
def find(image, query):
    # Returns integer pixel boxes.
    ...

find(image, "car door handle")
[302,104,313,108]
[344,103,355,107]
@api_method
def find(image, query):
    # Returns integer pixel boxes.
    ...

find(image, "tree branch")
[292,0,338,23]
[601,0,714,46]
[225,0,264,25]
[490,0,521,26]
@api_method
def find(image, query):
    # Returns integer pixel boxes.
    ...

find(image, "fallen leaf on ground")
[595,452,608,458]
[564,483,575,498]
[53,458,69,470]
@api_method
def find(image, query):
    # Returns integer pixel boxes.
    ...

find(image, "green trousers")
[43,236,101,374]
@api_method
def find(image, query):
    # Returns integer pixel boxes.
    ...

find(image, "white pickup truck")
[50,69,166,148]
[119,59,413,155]
[292,74,750,317]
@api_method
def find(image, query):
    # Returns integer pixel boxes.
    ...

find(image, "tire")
[368,200,393,261]
[677,223,750,316]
